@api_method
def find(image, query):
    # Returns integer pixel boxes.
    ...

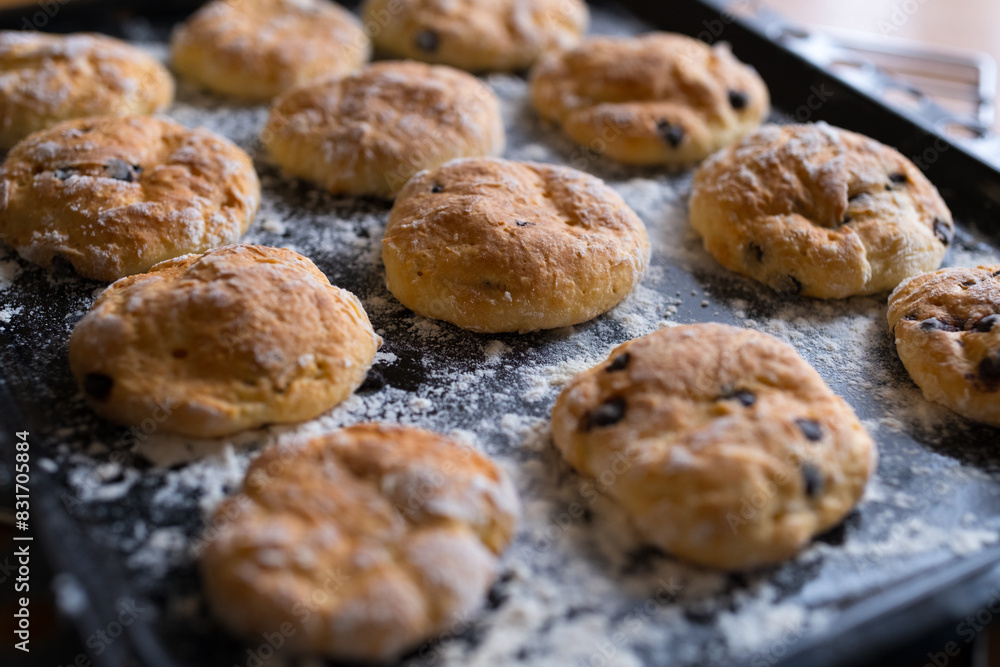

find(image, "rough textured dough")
[690,122,953,298]
[530,32,769,166]
[382,157,650,333]
[888,265,1000,427]
[0,116,260,281]
[551,323,876,570]
[265,61,504,197]
[68,244,380,438]
[201,423,520,662]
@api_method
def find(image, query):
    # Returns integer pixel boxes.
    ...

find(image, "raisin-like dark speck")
[585,397,626,430]
[802,463,825,498]
[105,158,141,183]
[83,373,114,401]
[973,315,1000,333]
[431,183,443,193]
[656,120,685,148]
[795,418,823,442]
[728,89,748,110]
[889,172,908,185]
[415,29,440,53]
[606,353,630,372]
[933,218,953,246]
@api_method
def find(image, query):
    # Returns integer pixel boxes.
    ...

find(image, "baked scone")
[529,33,769,166]
[0,116,260,281]
[551,323,875,570]
[689,123,954,299]
[201,423,519,662]
[170,0,370,101]
[0,31,174,150]
[68,244,380,438]
[361,0,588,72]
[888,266,1000,427]
[382,157,650,333]
[264,61,505,197]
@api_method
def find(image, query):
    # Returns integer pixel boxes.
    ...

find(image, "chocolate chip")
[778,275,802,295]
[889,172,908,185]
[918,317,960,332]
[414,29,439,53]
[980,350,1000,383]
[105,158,142,183]
[585,397,626,430]
[54,167,77,181]
[795,418,823,442]
[357,369,387,393]
[973,315,1000,333]
[727,89,748,110]
[801,463,825,498]
[431,183,443,193]
[83,373,114,401]
[748,242,764,262]
[933,218,953,246]
[516,220,532,227]
[656,120,685,148]
[606,353,630,372]
[485,586,508,610]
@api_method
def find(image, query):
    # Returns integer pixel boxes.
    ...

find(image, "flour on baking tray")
[2,12,1000,667]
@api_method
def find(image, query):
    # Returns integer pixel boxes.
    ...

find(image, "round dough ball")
[68,244,380,438]
[170,0,370,101]
[551,323,875,570]
[530,32,769,166]
[362,0,588,72]
[888,265,1000,427]
[201,422,519,662]
[0,31,174,149]
[382,157,650,333]
[0,116,260,281]
[690,122,954,299]
[264,61,505,197]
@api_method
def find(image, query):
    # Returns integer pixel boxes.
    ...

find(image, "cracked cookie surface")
[888,265,1000,426]
[689,122,953,298]
[201,423,519,662]
[68,244,379,437]
[551,323,875,570]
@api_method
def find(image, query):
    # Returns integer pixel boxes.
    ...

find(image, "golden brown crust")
[887,266,1000,427]
[68,244,380,438]
[551,323,875,570]
[690,123,953,298]
[382,157,650,333]
[170,0,370,101]
[201,423,519,662]
[530,33,769,166]
[363,0,587,72]
[0,116,260,281]
[264,61,505,197]
[0,31,174,150]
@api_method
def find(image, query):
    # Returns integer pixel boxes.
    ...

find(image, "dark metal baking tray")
[2,1,1000,666]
